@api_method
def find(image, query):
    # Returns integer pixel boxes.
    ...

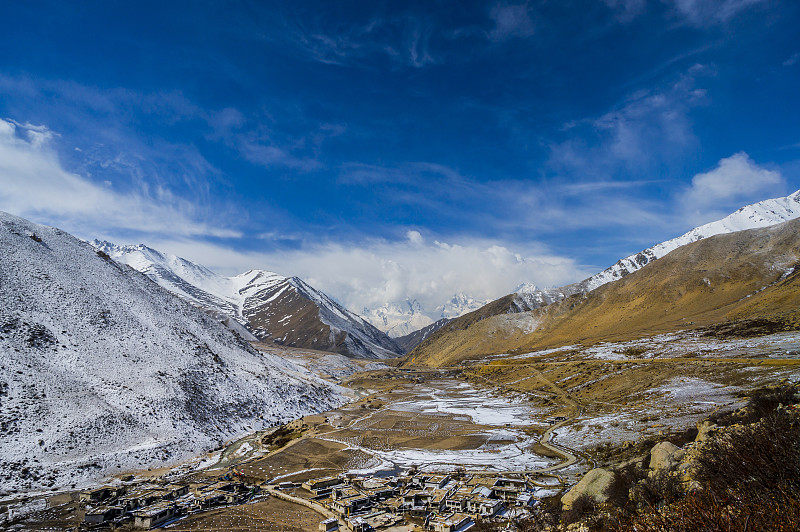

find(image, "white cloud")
[682,152,784,222]
[406,230,424,246]
[144,233,592,315]
[783,52,800,67]
[0,118,240,239]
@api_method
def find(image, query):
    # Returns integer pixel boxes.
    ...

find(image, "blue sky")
[1,0,799,312]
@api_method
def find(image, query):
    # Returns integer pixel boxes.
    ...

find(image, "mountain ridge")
[93,241,401,359]
[513,189,800,311]
[407,191,800,366]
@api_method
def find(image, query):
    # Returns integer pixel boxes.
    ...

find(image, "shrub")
[610,407,800,532]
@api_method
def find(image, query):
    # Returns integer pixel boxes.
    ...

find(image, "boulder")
[561,468,615,510]
[649,441,680,471]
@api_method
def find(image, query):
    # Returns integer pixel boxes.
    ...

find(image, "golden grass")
[408,219,800,368]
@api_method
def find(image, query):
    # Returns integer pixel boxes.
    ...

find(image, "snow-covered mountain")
[0,212,345,494]
[361,299,434,338]
[435,293,489,319]
[92,242,401,359]
[515,189,800,309]
[362,294,489,338]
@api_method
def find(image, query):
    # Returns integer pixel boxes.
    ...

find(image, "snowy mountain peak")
[90,241,400,358]
[514,189,800,311]
[515,282,540,294]
[436,293,489,319]
[361,299,435,338]
[362,294,489,337]
[583,188,800,291]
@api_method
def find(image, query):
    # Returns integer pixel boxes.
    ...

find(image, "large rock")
[561,468,616,509]
[649,442,681,471]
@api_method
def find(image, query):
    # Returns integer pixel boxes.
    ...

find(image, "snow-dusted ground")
[322,380,556,474]
[275,350,390,380]
[0,212,346,495]
[502,330,800,453]
[513,330,800,362]
[558,376,745,451]
[388,381,539,427]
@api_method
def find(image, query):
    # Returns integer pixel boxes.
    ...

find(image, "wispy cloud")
[601,0,647,22]
[667,0,768,26]
[557,179,666,194]
[337,160,671,241]
[488,3,536,41]
[549,69,708,178]
[602,0,769,25]
[290,13,440,68]
[0,118,240,239]
[238,136,323,172]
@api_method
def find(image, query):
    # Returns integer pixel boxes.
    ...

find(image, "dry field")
[164,497,320,532]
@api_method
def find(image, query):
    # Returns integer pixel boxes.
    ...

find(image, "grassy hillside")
[407,218,800,367]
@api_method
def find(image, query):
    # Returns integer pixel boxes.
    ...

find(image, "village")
[77,465,556,532]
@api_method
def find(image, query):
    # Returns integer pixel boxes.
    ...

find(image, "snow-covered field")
[322,380,556,474]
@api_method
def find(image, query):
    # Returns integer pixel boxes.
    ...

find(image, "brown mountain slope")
[406,218,800,367]
[244,277,402,359]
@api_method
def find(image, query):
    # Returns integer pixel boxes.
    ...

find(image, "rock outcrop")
[561,468,616,510]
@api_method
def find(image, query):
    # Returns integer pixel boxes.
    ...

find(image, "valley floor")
[5,330,800,531]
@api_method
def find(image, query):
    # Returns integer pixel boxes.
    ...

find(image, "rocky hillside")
[408,217,800,367]
[0,212,346,494]
[93,242,401,359]
[394,317,450,353]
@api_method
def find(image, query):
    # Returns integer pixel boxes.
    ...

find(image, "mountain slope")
[394,318,451,353]
[0,212,345,494]
[93,242,401,359]
[408,218,800,367]
[514,217,800,351]
[515,189,800,310]
[407,194,800,367]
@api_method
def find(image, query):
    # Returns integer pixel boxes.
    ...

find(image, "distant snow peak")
[436,293,489,319]
[514,282,539,294]
[361,299,434,338]
[362,293,488,337]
